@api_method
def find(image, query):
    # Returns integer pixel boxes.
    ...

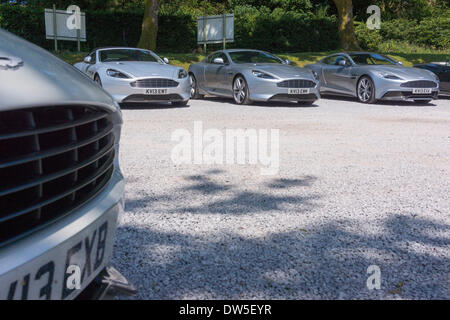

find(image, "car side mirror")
[284,59,291,65]
[84,56,92,64]
[338,60,347,67]
[163,57,170,64]
[397,61,403,66]
[213,57,224,65]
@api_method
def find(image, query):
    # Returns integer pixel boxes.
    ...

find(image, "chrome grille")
[400,81,438,88]
[0,105,115,246]
[130,78,179,88]
[277,79,316,88]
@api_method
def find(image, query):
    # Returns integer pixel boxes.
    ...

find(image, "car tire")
[189,74,204,99]
[94,74,102,87]
[357,76,377,104]
[172,100,189,107]
[233,76,252,105]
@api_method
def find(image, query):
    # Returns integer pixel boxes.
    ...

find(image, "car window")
[228,51,283,64]
[99,49,161,63]
[350,53,397,65]
[89,52,96,64]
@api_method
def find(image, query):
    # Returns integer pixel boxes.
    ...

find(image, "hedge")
[0,4,338,52]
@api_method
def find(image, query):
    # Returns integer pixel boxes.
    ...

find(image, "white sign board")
[45,8,86,42]
[197,14,234,44]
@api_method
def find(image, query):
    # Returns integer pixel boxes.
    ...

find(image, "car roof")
[92,47,154,53]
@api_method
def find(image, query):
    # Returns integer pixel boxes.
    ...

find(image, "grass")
[55,46,449,70]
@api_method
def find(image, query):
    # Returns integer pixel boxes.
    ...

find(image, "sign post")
[197,14,234,52]
[45,6,86,52]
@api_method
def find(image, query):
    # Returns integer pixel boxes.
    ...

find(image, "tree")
[332,0,360,50]
[137,0,159,50]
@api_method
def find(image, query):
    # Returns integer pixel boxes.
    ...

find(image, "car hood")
[0,28,117,112]
[239,63,315,80]
[363,65,436,79]
[103,61,181,78]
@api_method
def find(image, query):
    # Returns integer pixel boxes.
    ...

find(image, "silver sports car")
[306,52,440,104]
[188,49,320,105]
[74,47,190,106]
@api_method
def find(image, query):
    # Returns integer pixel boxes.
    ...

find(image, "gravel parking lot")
[112,96,450,299]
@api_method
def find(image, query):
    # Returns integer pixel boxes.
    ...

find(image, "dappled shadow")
[202,96,319,108]
[113,213,449,299]
[266,176,317,189]
[120,102,190,110]
[322,94,438,107]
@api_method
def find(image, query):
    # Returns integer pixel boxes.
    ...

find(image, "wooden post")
[53,4,58,52]
[222,14,226,50]
[77,28,81,52]
[203,15,207,54]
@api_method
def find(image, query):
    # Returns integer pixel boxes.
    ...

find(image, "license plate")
[145,88,168,95]
[0,207,118,300]
[412,88,432,94]
[288,88,310,94]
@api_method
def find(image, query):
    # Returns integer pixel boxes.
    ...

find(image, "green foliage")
[355,10,450,51]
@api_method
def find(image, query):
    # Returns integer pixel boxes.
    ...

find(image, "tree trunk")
[137,0,159,50]
[332,0,360,51]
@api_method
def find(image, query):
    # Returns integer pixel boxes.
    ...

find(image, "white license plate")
[0,207,118,300]
[412,88,432,94]
[288,88,310,94]
[145,88,168,95]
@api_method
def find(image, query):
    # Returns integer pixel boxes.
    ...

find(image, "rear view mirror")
[213,57,224,64]
[84,56,92,64]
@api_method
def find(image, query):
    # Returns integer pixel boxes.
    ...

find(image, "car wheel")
[189,74,203,99]
[94,74,102,87]
[172,100,189,107]
[357,76,376,104]
[233,76,251,105]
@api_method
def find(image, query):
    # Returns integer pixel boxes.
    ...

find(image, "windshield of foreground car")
[229,51,284,64]
[350,53,398,65]
[99,49,162,63]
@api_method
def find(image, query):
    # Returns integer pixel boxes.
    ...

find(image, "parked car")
[306,52,440,104]
[0,28,127,299]
[189,49,320,105]
[74,47,190,106]
[414,60,450,95]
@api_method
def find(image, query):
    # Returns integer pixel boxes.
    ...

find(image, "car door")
[322,55,354,94]
[204,52,227,92]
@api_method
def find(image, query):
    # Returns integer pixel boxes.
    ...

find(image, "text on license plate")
[0,209,117,300]
[412,88,432,94]
[288,88,310,94]
[145,89,168,94]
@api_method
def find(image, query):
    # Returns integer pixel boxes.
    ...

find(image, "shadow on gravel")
[116,171,449,299]
[113,214,449,300]
[322,94,438,107]
[120,102,190,110]
[201,97,319,108]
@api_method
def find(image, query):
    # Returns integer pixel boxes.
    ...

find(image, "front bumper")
[247,78,320,102]
[375,78,440,101]
[0,169,125,300]
[380,90,439,101]
[102,76,190,103]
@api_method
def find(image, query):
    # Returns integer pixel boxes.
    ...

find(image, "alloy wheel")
[358,78,373,103]
[233,77,247,104]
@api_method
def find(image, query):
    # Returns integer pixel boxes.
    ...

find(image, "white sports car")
[74,47,190,106]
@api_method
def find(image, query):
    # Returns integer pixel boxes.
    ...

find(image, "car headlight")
[311,70,320,81]
[178,69,188,79]
[376,72,403,80]
[252,70,276,79]
[106,69,130,79]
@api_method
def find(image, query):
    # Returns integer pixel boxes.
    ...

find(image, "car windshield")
[350,53,398,65]
[228,51,283,64]
[99,49,161,63]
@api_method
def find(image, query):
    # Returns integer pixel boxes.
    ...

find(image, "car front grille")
[130,78,179,88]
[400,80,438,88]
[277,79,316,88]
[0,105,115,246]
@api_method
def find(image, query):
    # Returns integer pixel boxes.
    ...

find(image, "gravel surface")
[112,96,450,299]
